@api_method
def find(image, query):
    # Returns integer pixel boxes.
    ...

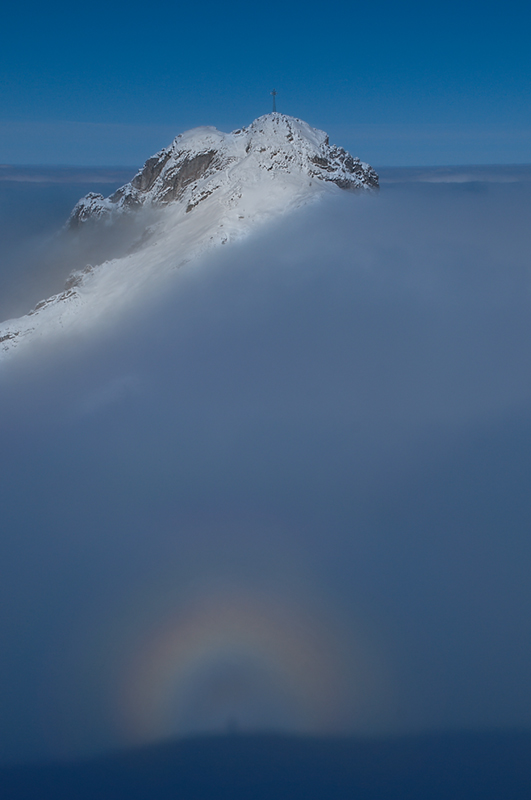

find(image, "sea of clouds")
[1,169,531,763]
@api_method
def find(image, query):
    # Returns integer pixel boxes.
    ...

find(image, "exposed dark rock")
[158,151,217,203]
[131,151,172,193]
[0,332,19,343]
[311,155,330,168]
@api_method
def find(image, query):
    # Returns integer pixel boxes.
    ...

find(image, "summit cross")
[271,89,277,112]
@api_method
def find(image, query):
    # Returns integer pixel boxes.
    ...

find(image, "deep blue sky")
[1,0,530,165]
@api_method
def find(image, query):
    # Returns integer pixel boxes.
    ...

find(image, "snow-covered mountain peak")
[70,114,378,226]
[1,114,378,358]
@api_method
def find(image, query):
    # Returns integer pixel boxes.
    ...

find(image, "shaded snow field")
[0,165,531,763]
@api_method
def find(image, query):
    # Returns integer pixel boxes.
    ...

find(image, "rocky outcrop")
[69,114,378,228]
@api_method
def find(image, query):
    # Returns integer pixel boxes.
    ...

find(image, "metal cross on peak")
[270,89,277,113]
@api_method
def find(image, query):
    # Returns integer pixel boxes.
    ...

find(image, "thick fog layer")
[1,172,531,763]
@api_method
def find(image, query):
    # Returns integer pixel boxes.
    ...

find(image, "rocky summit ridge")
[70,114,378,227]
[0,114,378,358]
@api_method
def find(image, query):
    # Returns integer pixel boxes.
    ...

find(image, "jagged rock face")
[69,114,378,227]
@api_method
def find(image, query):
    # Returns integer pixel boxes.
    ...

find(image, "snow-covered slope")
[0,114,378,358]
